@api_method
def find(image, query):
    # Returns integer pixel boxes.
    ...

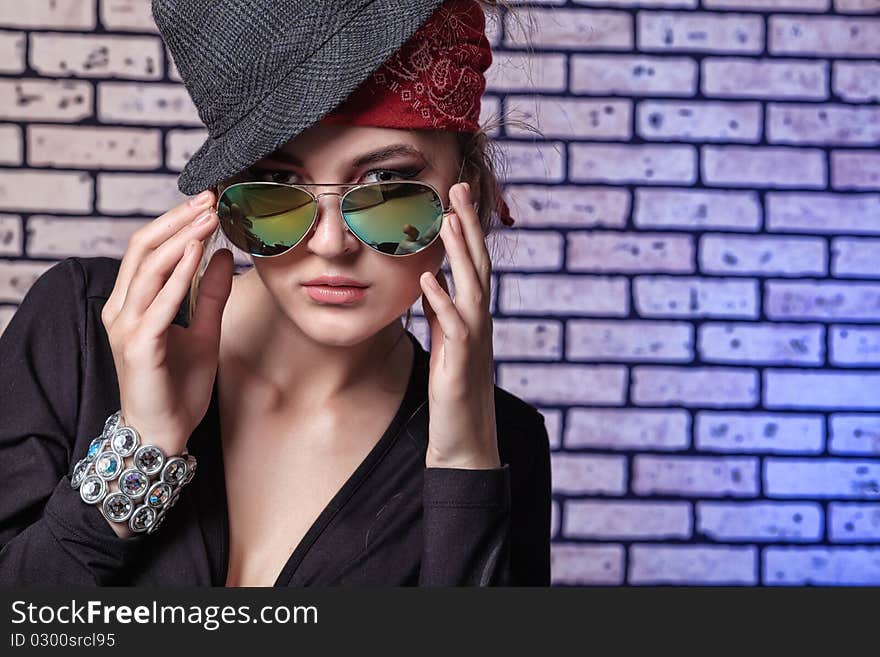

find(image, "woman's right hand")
[101,190,234,462]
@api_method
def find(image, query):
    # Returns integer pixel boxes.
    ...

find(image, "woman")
[0,0,550,586]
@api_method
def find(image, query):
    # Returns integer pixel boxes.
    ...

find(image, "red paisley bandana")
[319,0,515,227]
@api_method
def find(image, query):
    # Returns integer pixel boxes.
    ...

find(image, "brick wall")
[0,0,879,585]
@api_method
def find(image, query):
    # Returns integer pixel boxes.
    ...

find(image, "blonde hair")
[187,0,542,328]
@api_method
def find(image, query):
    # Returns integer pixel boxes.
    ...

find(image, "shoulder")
[493,383,550,475]
[65,256,122,299]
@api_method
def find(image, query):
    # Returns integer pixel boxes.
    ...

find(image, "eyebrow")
[264,143,429,168]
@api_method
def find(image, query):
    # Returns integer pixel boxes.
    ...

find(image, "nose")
[304,190,360,257]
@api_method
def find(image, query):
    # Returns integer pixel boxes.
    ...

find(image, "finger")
[439,207,485,325]
[189,247,234,345]
[139,238,205,338]
[106,191,216,321]
[451,182,492,296]
[117,210,218,325]
[419,271,469,346]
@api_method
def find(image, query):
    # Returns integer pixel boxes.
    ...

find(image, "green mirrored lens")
[217,183,315,257]
[343,182,443,255]
[218,181,444,257]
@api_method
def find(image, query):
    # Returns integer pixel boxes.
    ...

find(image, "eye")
[361,167,424,183]
[244,166,424,184]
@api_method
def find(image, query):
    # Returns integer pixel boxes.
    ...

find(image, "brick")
[564,501,692,539]
[495,141,565,182]
[27,125,161,170]
[767,103,880,146]
[835,0,880,11]
[633,366,758,407]
[765,370,880,410]
[573,0,697,6]
[29,33,163,80]
[498,274,629,316]
[702,58,827,100]
[550,544,624,586]
[100,0,160,32]
[696,411,824,454]
[498,363,627,405]
[830,413,880,455]
[770,15,880,57]
[550,453,627,495]
[568,230,695,273]
[698,322,825,366]
[637,11,764,53]
[634,188,761,231]
[697,502,822,541]
[634,454,758,496]
[637,100,761,142]
[0,306,15,336]
[629,545,757,584]
[488,230,562,271]
[765,458,880,498]
[539,408,563,450]
[571,143,697,184]
[0,78,92,121]
[0,214,22,256]
[505,9,632,49]
[550,499,559,538]
[491,319,562,360]
[503,185,629,228]
[98,82,201,125]
[831,238,880,278]
[165,128,208,172]
[832,151,880,191]
[700,234,826,276]
[571,54,697,96]
[26,216,146,258]
[702,145,826,188]
[0,260,55,303]
[568,319,693,362]
[829,503,880,542]
[0,30,25,74]
[0,170,92,214]
[0,0,95,29]
[96,173,185,215]
[831,326,880,366]
[764,547,880,585]
[479,96,501,137]
[505,96,631,139]
[485,53,566,93]
[704,0,829,9]
[766,192,880,235]
[0,124,21,165]
[634,276,758,318]
[566,407,690,450]
[833,61,880,102]
[765,280,880,321]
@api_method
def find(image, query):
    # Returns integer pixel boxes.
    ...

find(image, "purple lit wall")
[0,0,878,585]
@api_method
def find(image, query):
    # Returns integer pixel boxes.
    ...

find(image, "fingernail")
[190,190,213,208]
[194,209,215,225]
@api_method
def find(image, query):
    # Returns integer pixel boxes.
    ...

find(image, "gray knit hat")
[152,0,447,196]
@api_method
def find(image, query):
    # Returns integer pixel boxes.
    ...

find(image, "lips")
[302,275,369,287]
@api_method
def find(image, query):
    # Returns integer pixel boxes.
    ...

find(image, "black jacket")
[0,256,551,586]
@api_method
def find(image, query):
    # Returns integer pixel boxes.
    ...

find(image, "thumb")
[189,248,234,344]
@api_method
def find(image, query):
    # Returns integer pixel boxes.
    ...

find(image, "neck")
[219,268,414,414]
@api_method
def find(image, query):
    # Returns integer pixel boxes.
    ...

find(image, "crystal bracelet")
[69,410,197,535]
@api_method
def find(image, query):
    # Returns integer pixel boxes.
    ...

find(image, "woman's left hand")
[419,182,502,470]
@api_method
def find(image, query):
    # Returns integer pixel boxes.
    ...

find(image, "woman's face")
[217,123,460,347]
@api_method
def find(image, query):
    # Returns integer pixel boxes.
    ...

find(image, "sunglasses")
[215,177,458,258]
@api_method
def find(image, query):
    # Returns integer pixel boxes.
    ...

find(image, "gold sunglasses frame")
[214,156,466,259]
